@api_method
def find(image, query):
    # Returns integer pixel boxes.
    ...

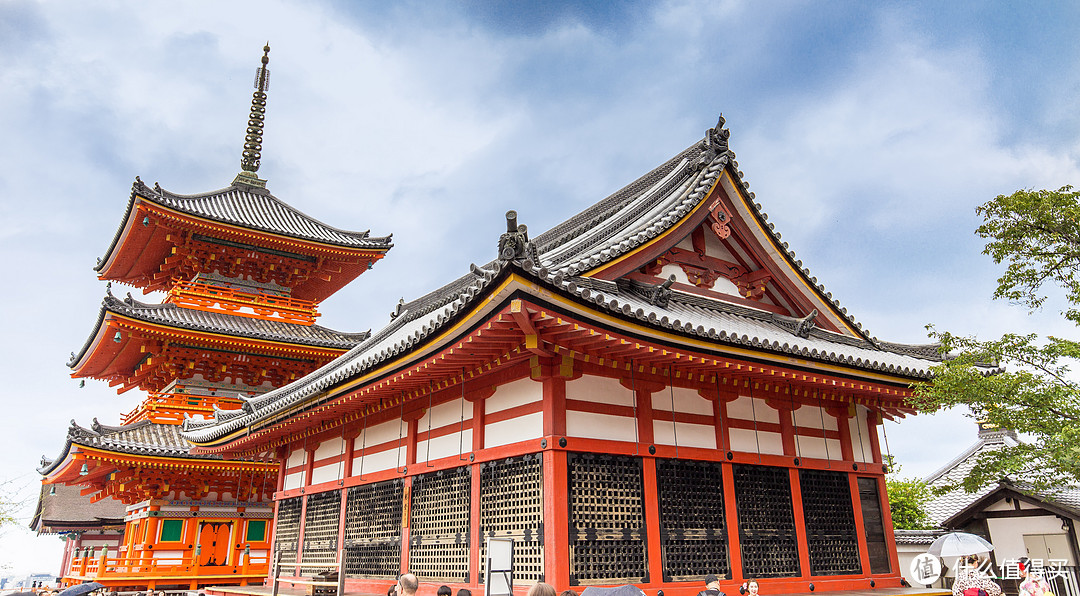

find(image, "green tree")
[885,458,934,529]
[912,186,1080,492]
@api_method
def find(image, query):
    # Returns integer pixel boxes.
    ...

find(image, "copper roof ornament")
[234,44,271,189]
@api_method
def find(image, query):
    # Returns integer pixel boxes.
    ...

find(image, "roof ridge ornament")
[233,44,271,189]
[770,309,818,339]
[498,210,538,263]
[699,113,733,170]
[616,275,677,308]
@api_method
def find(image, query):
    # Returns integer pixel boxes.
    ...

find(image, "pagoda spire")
[234,44,271,189]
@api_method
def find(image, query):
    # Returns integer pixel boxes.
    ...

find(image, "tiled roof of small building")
[30,484,126,534]
[181,117,962,445]
[68,291,369,367]
[894,529,945,545]
[923,429,1018,526]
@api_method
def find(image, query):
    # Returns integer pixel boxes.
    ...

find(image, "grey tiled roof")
[96,177,392,272]
[182,258,952,444]
[39,418,220,477]
[69,291,369,367]
[30,484,126,534]
[181,118,960,445]
[894,529,945,545]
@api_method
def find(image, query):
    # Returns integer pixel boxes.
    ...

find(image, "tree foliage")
[885,459,934,529]
[912,186,1080,492]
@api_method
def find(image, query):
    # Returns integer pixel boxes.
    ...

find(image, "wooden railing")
[166,279,319,325]
[120,392,243,425]
[271,550,345,596]
[65,546,269,588]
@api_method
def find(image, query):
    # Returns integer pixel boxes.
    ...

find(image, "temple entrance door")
[197,522,233,567]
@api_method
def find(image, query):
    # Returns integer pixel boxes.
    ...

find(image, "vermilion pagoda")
[184,115,951,596]
[36,46,391,591]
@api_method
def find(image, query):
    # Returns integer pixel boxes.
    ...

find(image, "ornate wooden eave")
[42,442,277,505]
[96,185,391,302]
[70,307,353,394]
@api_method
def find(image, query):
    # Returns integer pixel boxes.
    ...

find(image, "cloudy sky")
[2,0,1079,577]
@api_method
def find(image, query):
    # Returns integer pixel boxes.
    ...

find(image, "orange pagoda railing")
[121,392,243,425]
[64,546,269,590]
[166,279,319,325]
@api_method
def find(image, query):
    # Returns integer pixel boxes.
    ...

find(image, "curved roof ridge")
[148,179,392,247]
[95,178,392,272]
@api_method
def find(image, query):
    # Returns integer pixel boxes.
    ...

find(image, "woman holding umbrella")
[926,532,1001,596]
[951,554,1002,596]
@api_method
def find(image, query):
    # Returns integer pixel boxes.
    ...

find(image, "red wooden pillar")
[848,473,872,577]
[830,404,855,463]
[467,386,492,585]
[304,444,316,487]
[401,475,413,574]
[875,473,901,576]
[543,375,568,437]
[641,456,663,587]
[543,449,569,589]
[470,462,482,585]
[867,410,883,464]
[722,461,743,582]
[789,468,811,580]
[337,429,358,556]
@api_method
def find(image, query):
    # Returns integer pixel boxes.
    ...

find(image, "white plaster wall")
[417,397,473,430]
[794,404,837,430]
[984,498,1014,512]
[566,411,637,442]
[283,471,304,490]
[355,419,409,450]
[850,407,873,463]
[154,550,185,559]
[286,448,306,468]
[651,386,713,415]
[567,375,633,406]
[353,447,405,475]
[416,428,473,463]
[988,515,1073,564]
[310,462,343,485]
[794,435,842,460]
[653,420,715,449]
[727,395,780,423]
[728,428,784,456]
[486,411,542,448]
[659,263,694,287]
[487,378,542,413]
[314,437,345,463]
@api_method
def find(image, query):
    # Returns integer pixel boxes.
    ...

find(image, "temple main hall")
[182,110,947,596]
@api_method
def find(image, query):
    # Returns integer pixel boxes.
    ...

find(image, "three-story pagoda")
[35,46,391,592]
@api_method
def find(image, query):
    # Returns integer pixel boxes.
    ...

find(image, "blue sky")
[1,0,1078,576]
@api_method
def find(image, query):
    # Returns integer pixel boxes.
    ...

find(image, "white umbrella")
[928,532,994,558]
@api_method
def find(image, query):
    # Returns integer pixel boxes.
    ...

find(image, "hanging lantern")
[113,331,122,343]
[79,463,89,476]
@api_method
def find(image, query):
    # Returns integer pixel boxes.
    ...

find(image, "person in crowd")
[397,574,419,596]
[697,574,726,596]
[387,585,396,596]
[1018,557,1053,596]
[559,591,578,596]
[438,586,452,596]
[527,583,556,596]
[457,590,473,596]
[740,579,759,596]
[952,554,1002,596]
